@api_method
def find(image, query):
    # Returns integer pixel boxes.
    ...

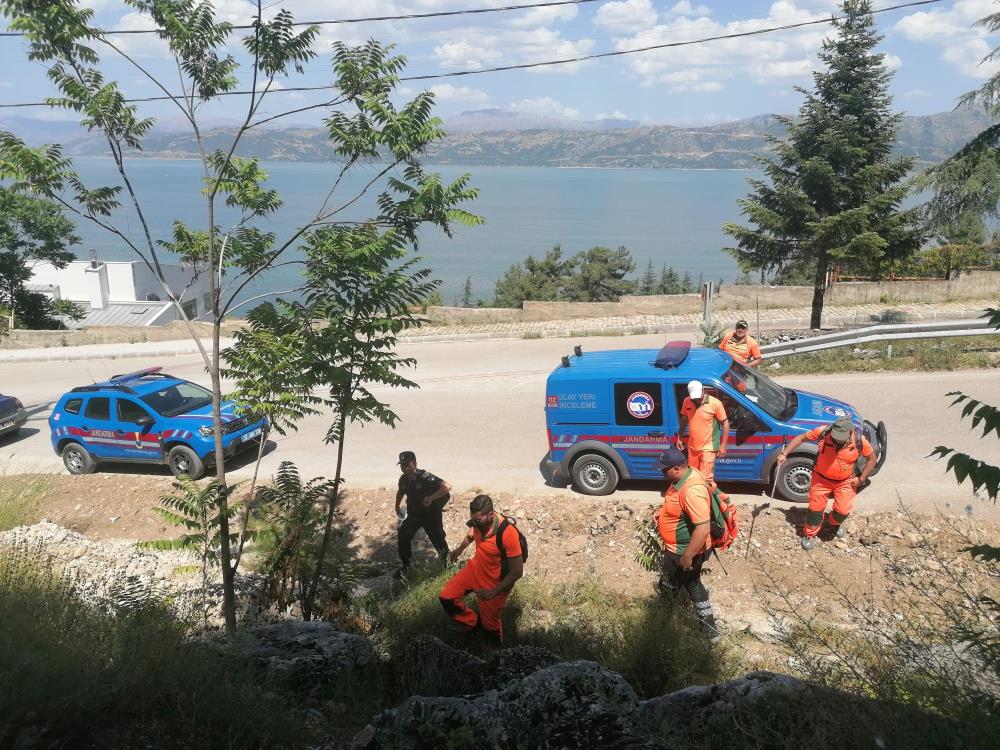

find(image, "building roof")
[64,301,172,329]
[547,346,732,382]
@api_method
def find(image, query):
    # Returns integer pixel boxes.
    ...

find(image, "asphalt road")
[1,334,997,519]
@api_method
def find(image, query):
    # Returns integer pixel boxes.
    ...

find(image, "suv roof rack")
[653,341,691,369]
[110,366,165,382]
[70,383,137,394]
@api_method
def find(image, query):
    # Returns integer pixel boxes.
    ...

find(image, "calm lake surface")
[69,158,758,305]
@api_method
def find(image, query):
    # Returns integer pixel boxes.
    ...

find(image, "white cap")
[687,380,703,398]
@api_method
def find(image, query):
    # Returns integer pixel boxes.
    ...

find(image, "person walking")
[439,494,524,643]
[719,319,762,368]
[777,416,876,550]
[395,450,451,578]
[653,448,719,638]
[677,380,729,486]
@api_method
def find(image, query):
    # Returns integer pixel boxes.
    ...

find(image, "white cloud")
[433,40,504,70]
[894,0,1000,79]
[597,110,631,120]
[0,81,12,89]
[594,0,658,31]
[606,3,865,91]
[882,53,902,72]
[428,84,489,104]
[504,5,578,29]
[903,88,930,98]
[511,96,580,120]
[433,27,594,75]
[666,1,712,17]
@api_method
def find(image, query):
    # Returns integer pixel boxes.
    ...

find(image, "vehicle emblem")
[822,405,849,417]
[626,391,655,419]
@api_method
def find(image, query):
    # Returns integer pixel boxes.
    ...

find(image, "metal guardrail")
[759,317,996,358]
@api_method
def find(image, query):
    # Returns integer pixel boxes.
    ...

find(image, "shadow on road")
[0,427,40,448]
[93,439,279,478]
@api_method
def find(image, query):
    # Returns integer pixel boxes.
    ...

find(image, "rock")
[905,532,923,548]
[396,635,486,697]
[486,645,559,686]
[616,510,631,520]
[924,559,942,572]
[887,528,904,539]
[218,621,371,690]
[834,540,849,550]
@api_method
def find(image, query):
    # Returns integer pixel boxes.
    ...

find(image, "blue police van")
[48,367,268,479]
[543,342,887,502]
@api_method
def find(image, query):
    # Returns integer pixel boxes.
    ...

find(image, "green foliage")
[724,1,923,327]
[920,7,1000,226]
[699,318,725,347]
[657,263,683,294]
[634,516,662,572]
[460,276,473,307]
[639,259,657,295]
[493,244,637,306]
[0,473,46,532]
[0,542,302,748]
[421,289,444,309]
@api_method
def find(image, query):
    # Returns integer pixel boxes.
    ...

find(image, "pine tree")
[723,0,923,328]
[680,271,694,293]
[640,259,656,295]
[461,276,473,307]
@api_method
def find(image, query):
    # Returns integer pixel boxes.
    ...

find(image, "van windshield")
[722,361,797,421]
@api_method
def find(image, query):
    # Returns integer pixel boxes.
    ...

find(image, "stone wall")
[425,271,1000,324]
[0,320,247,349]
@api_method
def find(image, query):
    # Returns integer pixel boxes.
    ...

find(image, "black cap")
[735,319,749,329]
[655,448,688,470]
[397,450,416,466]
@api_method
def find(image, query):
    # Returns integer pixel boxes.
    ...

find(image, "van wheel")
[167,445,205,479]
[571,454,619,496]
[62,442,97,475]
[776,457,813,503]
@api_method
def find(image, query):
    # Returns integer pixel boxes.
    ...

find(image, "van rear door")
[610,379,674,479]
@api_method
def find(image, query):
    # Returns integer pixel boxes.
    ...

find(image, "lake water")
[68,158,758,306]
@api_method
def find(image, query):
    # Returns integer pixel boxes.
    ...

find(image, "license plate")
[240,427,263,442]
[0,420,14,429]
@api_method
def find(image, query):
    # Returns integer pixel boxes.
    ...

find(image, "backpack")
[495,517,528,578]
[708,486,739,551]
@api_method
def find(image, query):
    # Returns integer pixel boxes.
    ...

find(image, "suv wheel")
[776,456,813,503]
[167,445,205,479]
[571,453,620,496]
[62,442,97,475]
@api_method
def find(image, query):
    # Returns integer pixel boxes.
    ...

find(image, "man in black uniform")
[395,450,452,578]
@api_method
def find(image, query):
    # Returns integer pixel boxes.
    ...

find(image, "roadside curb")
[0,307,989,361]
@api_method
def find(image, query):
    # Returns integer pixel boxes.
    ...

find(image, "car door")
[610,379,672,479]
[114,397,162,461]
[79,396,121,460]
[713,384,771,481]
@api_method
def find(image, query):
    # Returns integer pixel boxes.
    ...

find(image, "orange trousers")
[687,449,716,486]
[439,563,508,641]
[803,474,857,538]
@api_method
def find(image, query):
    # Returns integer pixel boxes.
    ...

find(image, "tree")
[657,264,681,295]
[639,260,656,295]
[920,5,1000,228]
[680,271,694,293]
[493,245,571,307]
[566,245,636,302]
[460,276,473,307]
[0,187,79,330]
[723,0,923,328]
[921,211,990,279]
[0,1,479,632]
[235,225,436,620]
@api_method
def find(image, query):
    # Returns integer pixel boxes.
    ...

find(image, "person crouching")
[439,494,523,643]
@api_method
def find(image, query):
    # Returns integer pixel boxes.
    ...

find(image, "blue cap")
[655,448,687,470]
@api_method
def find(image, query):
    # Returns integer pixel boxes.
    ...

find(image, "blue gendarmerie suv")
[542,342,887,502]
[48,367,268,479]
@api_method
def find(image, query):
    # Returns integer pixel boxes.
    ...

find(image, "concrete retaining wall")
[425,271,1000,324]
[1,320,247,349]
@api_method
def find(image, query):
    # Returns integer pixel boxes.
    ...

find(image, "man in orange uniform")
[654,448,719,638]
[719,319,762,367]
[440,494,524,642]
[778,416,876,550]
[677,380,729,486]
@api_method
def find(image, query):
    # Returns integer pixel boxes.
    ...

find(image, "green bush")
[0,473,46,531]
[0,543,303,749]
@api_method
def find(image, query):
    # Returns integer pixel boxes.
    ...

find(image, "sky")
[0,0,997,127]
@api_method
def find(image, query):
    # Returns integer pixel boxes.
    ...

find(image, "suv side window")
[64,398,83,415]
[84,397,111,421]
[118,399,153,424]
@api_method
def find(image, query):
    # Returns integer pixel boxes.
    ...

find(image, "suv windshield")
[722,361,797,421]
[140,381,213,417]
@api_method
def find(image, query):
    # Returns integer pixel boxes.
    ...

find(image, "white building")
[28,257,212,327]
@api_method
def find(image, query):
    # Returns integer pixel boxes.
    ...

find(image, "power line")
[0,0,599,37]
[0,0,945,109]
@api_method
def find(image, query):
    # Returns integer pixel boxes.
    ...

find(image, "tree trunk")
[810,249,829,330]
[303,410,347,621]
[233,434,268,570]
[211,318,238,633]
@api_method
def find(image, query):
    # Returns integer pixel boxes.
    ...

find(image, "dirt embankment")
[18,474,1000,642]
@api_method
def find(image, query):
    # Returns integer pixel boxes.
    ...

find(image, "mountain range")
[0,108,991,169]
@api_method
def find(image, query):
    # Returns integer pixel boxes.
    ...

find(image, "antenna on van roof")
[85,368,96,384]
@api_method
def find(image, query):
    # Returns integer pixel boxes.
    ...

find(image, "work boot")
[835,525,847,539]
[393,564,410,581]
[800,536,816,551]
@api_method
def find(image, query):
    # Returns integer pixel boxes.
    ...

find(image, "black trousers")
[397,502,448,564]
[658,548,718,632]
